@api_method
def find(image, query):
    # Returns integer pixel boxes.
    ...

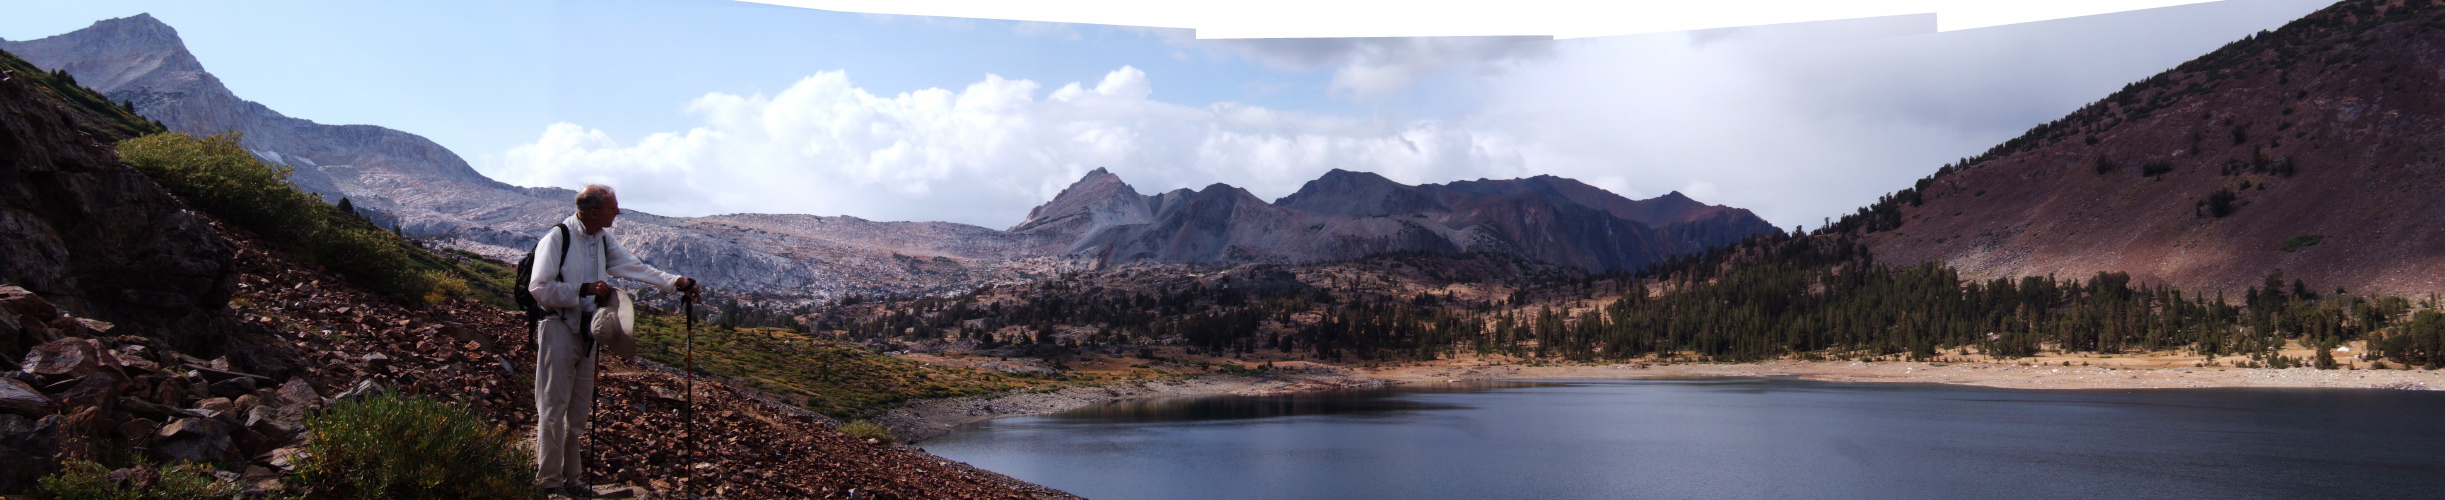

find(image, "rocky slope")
[0,55,292,375]
[1851,0,2445,295]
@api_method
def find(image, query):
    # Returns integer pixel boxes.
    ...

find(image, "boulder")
[331,378,384,402]
[116,396,181,422]
[109,346,159,373]
[45,316,110,338]
[52,370,126,416]
[195,397,234,415]
[206,375,256,398]
[0,377,53,417]
[151,416,232,463]
[2,414,63,458]
[0,413,56,491]
[114,417,158,442]
[215,410,272,458]
[275,378,320,408]
[0,312,20,366]
[242,406,299,446]
[0,287,58,326]
[19,338,101,378]
[0,444,42,493]
[265,446,306,471]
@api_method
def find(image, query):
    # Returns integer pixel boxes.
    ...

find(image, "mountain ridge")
[1834,0,2445,296]
[1021,167,1779,271]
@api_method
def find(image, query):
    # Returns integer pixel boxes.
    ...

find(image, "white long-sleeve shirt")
[527,215,681,319]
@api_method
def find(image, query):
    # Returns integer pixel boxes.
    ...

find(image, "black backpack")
[513,223,603,323]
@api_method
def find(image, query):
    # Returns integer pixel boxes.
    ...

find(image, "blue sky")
[0,0,2337,230]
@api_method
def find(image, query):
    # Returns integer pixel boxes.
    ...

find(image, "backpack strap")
[552,223,571,282]
[551,222,610,284]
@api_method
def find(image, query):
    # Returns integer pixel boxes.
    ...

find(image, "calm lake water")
[923,378,2445,499]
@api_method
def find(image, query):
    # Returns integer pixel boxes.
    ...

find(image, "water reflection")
[1048,381,1562,423]
[928,379,2445,500]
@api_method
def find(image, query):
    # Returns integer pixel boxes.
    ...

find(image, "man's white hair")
[576,184,616,211]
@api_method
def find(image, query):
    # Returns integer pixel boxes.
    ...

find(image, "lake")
[923,378,2445,499]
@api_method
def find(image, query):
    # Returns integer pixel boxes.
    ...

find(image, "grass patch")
[292,392,535,499]
[115,132,511,307]
[632,313,1037,420]
[31,460,237,500]
[0,48,164,143]
[2280,234,2325,252]
[840,420,893,443]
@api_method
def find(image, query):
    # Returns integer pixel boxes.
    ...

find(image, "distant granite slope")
[1035,168,1779,271]
[1845,0,2445,295]
[0,14,511,224]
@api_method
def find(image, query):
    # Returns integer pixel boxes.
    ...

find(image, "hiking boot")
[545,484,596,499]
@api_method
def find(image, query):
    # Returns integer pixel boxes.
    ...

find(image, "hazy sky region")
[1,0,2335,230]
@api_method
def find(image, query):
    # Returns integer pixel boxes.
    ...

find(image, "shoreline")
[884,360,2443,442]
[1360,360,2445,390]
[877,373,1384,443]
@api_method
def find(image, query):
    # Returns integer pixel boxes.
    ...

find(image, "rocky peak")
[0,14,200,94]
[1274,168,1448,216]
[1009,167,1151,236]
[4,13,517,232]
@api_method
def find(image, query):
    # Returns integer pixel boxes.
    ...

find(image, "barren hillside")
[1851,0,2445,295]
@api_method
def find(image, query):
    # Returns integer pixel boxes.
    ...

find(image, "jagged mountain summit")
[1023,168,1779,271]
[1837,0,2445,295]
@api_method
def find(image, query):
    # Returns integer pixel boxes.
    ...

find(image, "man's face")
[580,195,620,233]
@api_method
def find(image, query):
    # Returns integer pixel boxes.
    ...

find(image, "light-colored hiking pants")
[534,316,596,486]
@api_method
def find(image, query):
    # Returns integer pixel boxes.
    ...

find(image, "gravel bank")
[879,374,1380,443]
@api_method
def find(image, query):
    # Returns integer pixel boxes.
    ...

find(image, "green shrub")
[840,420,894,443]
[2141,161,2176,177]
[422,270,473,306]
[311,220,433,297]
[2280,234,2325,252]
[2201,188,2240,218]
[2378,311,2445,369]
[292,393,534,499]
[30,460,237,500]
[116,132,446,300]
[117,132,327,242]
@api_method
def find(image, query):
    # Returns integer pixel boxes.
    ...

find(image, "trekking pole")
[683,294,697,499]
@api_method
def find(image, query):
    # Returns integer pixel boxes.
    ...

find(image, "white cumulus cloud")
[498,66,1531,228]
[1194,36,1553,101]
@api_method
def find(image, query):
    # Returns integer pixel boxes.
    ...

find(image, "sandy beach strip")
[1361,360,2445,391]
[883,359,2443,442]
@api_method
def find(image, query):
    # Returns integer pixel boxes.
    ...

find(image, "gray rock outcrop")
[0,51,240,355]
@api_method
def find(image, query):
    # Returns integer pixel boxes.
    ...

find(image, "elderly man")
[528,184,698,495]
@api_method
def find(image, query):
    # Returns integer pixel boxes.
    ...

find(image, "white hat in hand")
[590,289,638,360]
